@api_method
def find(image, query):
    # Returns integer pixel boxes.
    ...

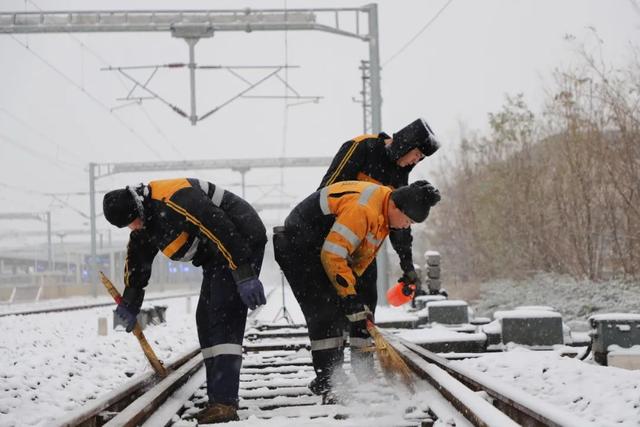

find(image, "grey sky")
[0,0,637,246]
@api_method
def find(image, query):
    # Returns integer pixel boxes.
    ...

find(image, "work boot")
[322,390,340,405]
[194,402,239,424]
[308,375,331,395]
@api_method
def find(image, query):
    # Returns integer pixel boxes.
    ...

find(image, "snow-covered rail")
[56,347,202,426]
[0,292,199,317]
[57,321,582,426]
[394,335,582,427]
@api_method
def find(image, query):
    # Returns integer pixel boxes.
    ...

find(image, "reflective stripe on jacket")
[317,181,391,298]
[124,178,266,290]
[318,133,416,273]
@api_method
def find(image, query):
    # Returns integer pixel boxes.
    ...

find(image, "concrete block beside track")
[495,310,564,347]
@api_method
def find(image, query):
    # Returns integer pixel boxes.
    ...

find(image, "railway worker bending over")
[317,118,442,380]
[273,180,441,403]
[103,178,267,424]
[319,118,441,298]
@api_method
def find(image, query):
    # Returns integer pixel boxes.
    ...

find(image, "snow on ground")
[1,273,640,426]
[0,295,200,427]
[452,347,640,427]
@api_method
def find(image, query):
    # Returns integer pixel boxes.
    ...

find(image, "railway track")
[0,292,200,317]
[56,314,582,427]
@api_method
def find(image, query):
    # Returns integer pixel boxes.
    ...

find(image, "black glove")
[342,295,373,340]
[231,263,267,310]
[398,269,420,297]
[237,277,267,310]
[350,316,373,338]
[116,287,145,333]
[342,295,371,321]
[115,304,138,333]
[399,269,420,286]
[429,288,448,297]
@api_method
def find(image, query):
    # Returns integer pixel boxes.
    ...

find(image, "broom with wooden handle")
[99,271,168,377]
[366,319,415,392]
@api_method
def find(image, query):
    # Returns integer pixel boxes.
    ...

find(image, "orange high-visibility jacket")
[317,181,392,298]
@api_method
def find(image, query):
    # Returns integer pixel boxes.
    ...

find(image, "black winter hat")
[391,180,441,223]
[103,189,138,228]
[387,118,441,162]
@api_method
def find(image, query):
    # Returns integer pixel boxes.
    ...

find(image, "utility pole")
[89,162,97,296]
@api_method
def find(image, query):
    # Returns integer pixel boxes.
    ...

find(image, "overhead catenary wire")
[0,106,84,167]
[0,181,51,214]
[382,0,455,67]
[0,181,101,221]
[9,35,165,161]
[24,0,186,161]
[0,131,83,175]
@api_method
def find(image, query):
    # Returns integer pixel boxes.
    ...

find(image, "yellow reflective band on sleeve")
[325,140,359,186]
[165,199,238,270]
[161,231,189,258]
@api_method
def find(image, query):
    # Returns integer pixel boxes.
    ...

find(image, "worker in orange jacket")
[273,180,440,401]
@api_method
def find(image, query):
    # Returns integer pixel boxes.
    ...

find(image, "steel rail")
[387,335,518,427]
[0,291,200,317]
[104,353,204,426]
[394,335,582,427]
[56,347,200,427]
[54,296,581,427]
[56,287,277,426]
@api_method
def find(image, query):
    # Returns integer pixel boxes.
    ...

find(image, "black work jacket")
[318,133,417,273]
[124,178,267,290]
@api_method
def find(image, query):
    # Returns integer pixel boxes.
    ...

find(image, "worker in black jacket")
[103,178,267,424]
[318,118,441,378]
[319,118,440,286]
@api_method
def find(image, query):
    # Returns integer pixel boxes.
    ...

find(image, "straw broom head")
[366,320,415,392]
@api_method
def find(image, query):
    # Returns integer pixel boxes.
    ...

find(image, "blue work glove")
[237,277,266,310]
[115,303,138,333]
[116,287,144,333]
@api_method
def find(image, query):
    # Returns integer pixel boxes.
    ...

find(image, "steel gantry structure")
[1,5,389,296]
[0,6,382,130]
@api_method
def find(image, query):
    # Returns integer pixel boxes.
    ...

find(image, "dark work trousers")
[273,225,378,392]
[195,245,264,406]
[355,259,378,319]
